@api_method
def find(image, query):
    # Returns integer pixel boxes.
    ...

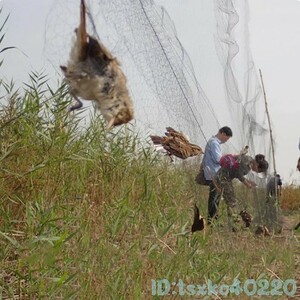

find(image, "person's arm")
[238,176,256,188]
[237,156,256,188]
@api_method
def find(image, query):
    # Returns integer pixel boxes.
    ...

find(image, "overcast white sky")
[1,0,300,184]
[249,0,300,185]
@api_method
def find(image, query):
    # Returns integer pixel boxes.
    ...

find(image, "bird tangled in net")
[239,210,252,228]
[150,127,203,161]
[191,204,205,233]
[60,0,134,128]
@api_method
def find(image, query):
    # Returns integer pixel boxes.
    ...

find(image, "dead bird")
[239,210,252,227]
[191,204,205,232]
[60,0,134,129]
[150,127,203,161]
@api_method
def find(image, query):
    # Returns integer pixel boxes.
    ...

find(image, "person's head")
[217,126,233,144]
[297,157,300,172]
[250,154,269,173]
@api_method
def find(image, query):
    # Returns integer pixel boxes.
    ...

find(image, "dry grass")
[281,186,300,211]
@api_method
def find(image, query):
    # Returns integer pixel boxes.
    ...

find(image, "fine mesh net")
[214,0,278,230]
[44,0,279,231]
[44,0,221,147]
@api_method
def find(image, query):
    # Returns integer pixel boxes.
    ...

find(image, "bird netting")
[44,0,279,231]
[44,0,221,146]
[214,0,279,230]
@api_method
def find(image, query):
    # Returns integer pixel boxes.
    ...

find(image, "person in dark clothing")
[267,174,282,197]
[214,153,269,230]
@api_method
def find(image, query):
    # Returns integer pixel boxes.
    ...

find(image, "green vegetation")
[0,73,299,299]
[1,10,299,300]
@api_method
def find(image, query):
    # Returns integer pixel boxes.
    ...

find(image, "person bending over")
[213,154,269,230]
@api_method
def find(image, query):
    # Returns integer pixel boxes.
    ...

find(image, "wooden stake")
[259,69,277,174]
[259,69,278,198]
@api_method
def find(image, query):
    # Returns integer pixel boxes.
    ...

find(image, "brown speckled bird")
[150,127,203,160]
[239,210,252,228]
[60,0,134,129]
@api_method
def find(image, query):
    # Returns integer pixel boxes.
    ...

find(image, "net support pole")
[259,69,277,175]
[259,69,279,215]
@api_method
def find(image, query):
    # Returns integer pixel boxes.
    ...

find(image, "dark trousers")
[207,181,220,223]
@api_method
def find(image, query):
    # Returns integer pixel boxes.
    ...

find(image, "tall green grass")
[0,72,299,299]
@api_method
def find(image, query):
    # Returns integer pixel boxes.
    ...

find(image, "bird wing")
[165,127,189,144]
[150,135,165,145]
[162,136,191,159]
[189,143,204,156]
